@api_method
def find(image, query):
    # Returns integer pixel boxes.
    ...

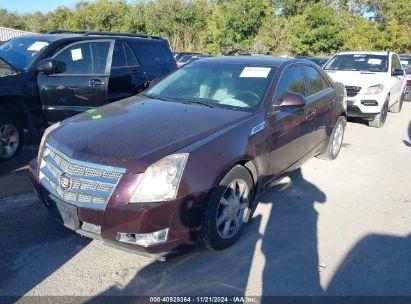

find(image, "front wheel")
[369,99,389,128]
[316,116,346,161]
[0,114,23,162]
[200,165,254,250]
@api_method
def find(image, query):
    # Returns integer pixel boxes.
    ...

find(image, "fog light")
[361,100,378,106]
[117,228,169,246]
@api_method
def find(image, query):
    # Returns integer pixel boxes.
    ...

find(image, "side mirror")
[392,68,404,77]
[37,58,65,75]
[279,92,306,109]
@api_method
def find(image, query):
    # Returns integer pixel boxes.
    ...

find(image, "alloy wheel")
[332,122,344,155]
[216,179,249,240]
[0,123,20,159]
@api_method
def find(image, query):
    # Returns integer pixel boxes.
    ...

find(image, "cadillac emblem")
[59,173,72,190]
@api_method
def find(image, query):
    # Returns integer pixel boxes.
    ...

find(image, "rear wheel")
[200,165,254,250]
[369,98,389,128]
[0,114,23,162]
[317,116,346,161]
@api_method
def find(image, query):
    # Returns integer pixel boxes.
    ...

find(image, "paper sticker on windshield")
[27,41,48,51]
[71,48,82,61]
[368,58,382,65]
[240,67,271,78]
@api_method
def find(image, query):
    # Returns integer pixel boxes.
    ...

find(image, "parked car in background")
[30,56,346,259]
[0,30,176,161]
[400,55,411,69]
[400,55,411,101]
[173,51,201,62]
[324,51,405,128]
[404,67,411,101]
[297,56,330,67]
[176,55,194,68]
[179,54,212,66]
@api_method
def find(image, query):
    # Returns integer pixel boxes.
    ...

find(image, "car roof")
[195,56,295,67]
[336,51,393,56]
[14,33,166,44]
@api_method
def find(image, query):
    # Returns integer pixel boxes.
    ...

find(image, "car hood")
[325,70,391,88]
[48,96,251,173]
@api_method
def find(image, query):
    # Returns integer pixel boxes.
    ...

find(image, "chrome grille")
[345,86,361,97]
[39,143,126,209]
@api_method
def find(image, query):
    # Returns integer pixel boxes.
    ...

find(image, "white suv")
[324,51,406,128]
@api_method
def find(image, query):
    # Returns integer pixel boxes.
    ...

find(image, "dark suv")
[0,31,176,161]
[30,56,346,259]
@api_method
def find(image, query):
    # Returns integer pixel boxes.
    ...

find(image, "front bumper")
[29,159,208,259]
[345,93,385,117]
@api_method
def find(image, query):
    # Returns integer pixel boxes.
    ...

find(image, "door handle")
[329,99,336,105]
[306,110,317,121]
[89,79,105,87]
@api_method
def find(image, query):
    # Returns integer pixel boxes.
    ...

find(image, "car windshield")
[400,57,411,68]
[146,62,277,112]
[324,54,388,72]
[0,37,50,72]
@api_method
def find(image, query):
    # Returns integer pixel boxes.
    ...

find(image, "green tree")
[284,3,344,55]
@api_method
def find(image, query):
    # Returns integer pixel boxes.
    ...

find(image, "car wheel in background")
[389,94,403,113]
[0,114,23,162]
[317,115,346,161]
[369,98,389,128]
[200,165,254,250]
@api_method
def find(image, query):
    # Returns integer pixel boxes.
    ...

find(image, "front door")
[266,64,316,178]
[303,65,336,146]
[391,54,405,103]
[37,40,113,123]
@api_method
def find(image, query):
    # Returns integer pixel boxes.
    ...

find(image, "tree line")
[1,0,410,56]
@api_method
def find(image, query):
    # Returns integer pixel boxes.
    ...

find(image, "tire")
[0,113,23,162]
[317,116,346,161]
[389,94,403,113]
[369,98,389,128]
[200,165,254,250]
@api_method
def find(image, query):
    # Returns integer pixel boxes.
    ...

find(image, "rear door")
[266,64,316,177]
[303,65,336,146]
[108,41,148,102]
[37,39,113,123]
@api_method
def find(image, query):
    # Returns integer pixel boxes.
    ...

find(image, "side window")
[112,42,127,68]
[129,41,174,65]
[391,54,401,70]
[304,66,325,95]
[54,41,110,75]
[273,66,306,104]
[124,43,139,66]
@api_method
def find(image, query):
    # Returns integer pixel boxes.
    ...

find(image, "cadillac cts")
[30,57,346,259]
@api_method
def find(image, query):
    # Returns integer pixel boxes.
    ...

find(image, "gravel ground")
[0,103,410,298]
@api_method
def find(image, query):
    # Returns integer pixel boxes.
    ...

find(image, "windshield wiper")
[179,99,215,108]
[142,93,171,102]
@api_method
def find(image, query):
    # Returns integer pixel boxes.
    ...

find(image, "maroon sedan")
[29,57,346,259]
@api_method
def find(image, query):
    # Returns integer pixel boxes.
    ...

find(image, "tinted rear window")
[130,41,174,66]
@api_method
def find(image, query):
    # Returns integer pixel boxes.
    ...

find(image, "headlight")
[130,153,188,203]
[37,122,60,164]
[365,84,384,95]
